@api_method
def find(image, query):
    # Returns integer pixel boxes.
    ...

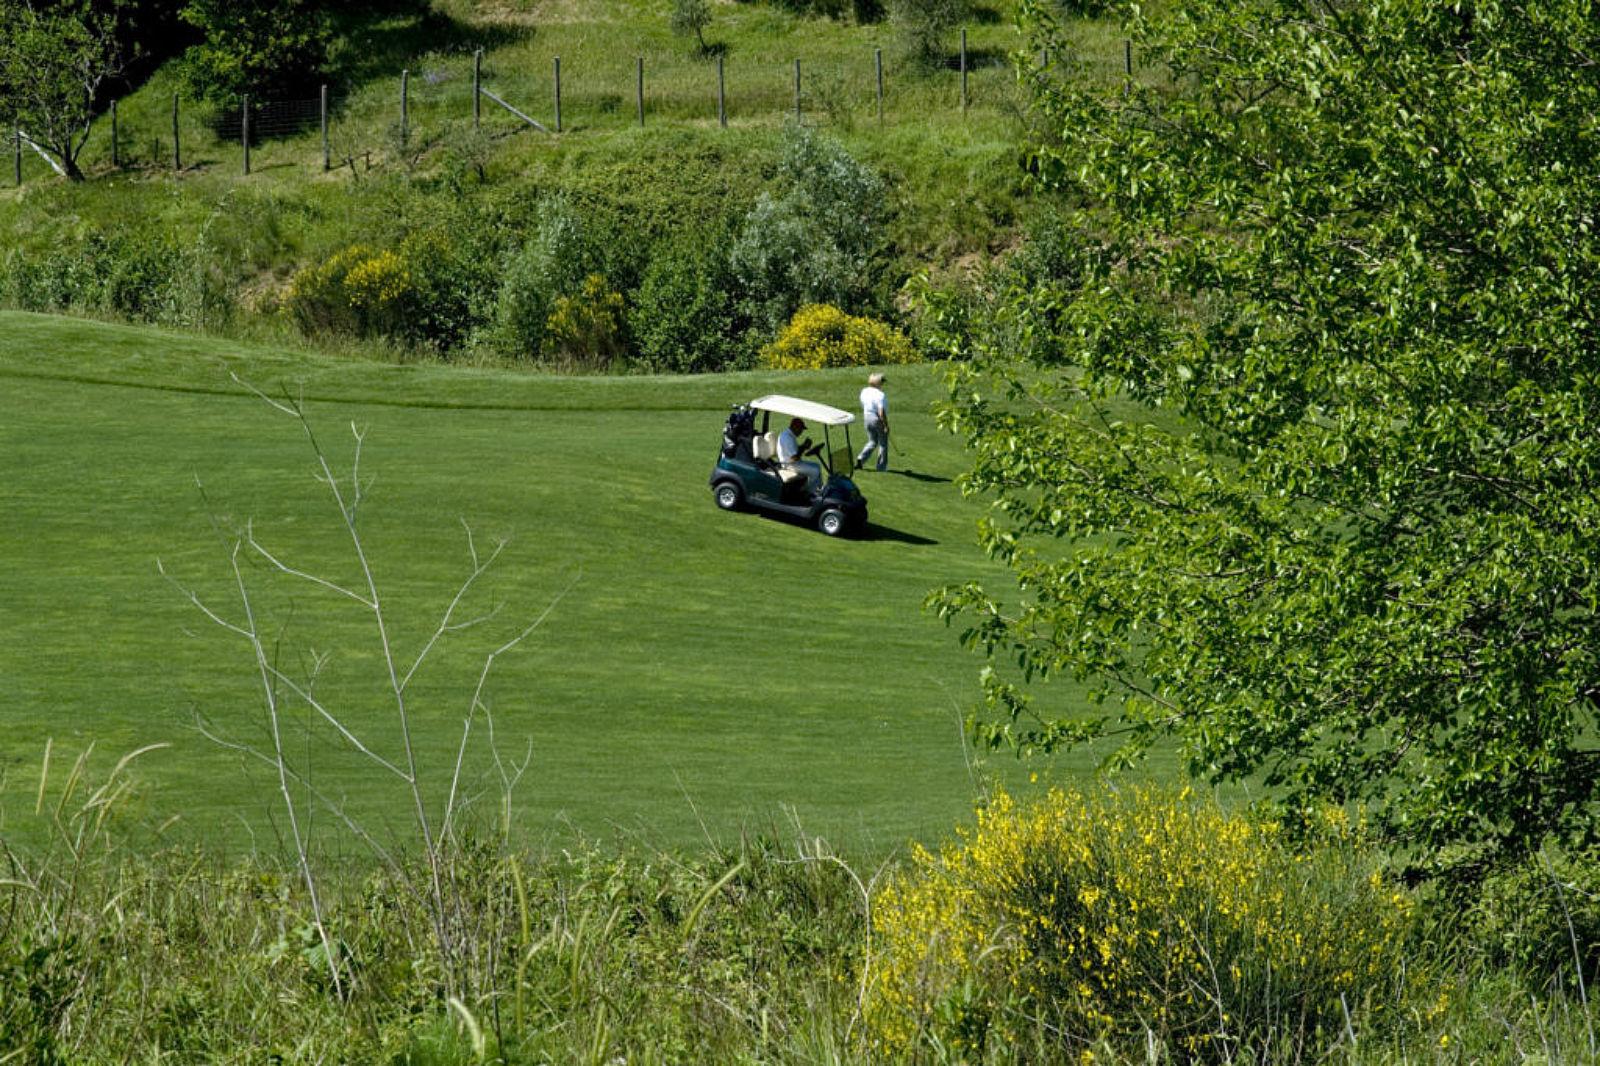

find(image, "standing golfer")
[855,372,889,472]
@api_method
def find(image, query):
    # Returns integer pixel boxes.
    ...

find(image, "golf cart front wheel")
[817,508,847,537]
[714,481,743,511]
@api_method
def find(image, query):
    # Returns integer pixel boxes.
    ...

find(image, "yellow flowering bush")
[284,244,376,336]
[867,786,1423,1060]
[284,243,427,341]
[342,249,412,336]
[761,304,918,370]
[543,274,626,369]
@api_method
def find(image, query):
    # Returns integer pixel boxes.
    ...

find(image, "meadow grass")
[0,309,1122,856]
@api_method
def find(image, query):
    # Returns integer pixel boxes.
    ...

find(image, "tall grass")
[6,765,1599,1063]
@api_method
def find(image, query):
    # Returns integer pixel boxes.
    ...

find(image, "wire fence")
[6,35,1144,187]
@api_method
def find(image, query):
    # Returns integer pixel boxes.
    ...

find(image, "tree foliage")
[935,0,1600,868]
[0,0,129,181]
[174,0,331,104]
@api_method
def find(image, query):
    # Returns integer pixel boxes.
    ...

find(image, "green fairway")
[0,311,1091,853]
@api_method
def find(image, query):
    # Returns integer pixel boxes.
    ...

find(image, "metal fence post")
[554,56,562,132]
[241,95,250,175]
[717,54,726,128]
[793,58,801,121]
[474,49,482,129]
[960,28,968,114]
[401,69,409,147]
[875,48,884,124]
[172,94,181,173]
[321,84,329,171]
[13,128,19,187]
[636,56,644,127]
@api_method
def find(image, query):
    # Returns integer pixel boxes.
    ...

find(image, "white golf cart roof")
[749,394,854,426]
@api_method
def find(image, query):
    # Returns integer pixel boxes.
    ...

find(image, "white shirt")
[860,385,887,426]
[777,427,801,463]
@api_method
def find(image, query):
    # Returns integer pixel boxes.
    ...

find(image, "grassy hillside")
[0,310,1113,853]
[0,2,1150,368]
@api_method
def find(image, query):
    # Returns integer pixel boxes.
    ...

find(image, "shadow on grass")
[942,47,1010,71]
[861,522,938,546]
[329,9,532,90]
[882,469,952,484]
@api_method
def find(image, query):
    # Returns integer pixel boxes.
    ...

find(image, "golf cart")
[710,395,869,536]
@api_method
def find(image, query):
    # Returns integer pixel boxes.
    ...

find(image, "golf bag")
[722,406,755,461]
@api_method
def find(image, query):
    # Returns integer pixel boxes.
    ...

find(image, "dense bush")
[868,787,1424,1060]
[483,197,606,361]
[282,230,486,349]
[283,244,385,336]
[0,231,231,329]
[762,303,917,370]
[629,227,752,373]
[729,125,887,334]
[1466,847,1600,983]
[544,274,627,369]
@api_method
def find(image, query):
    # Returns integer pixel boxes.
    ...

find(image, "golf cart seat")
[752,432,778,462]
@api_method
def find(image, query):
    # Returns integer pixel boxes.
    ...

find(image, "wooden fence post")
[172,94,181,173]
[321,85,329,171]
[636,56,645,127]
[554,56,563,132]
[793,58,801,121]
[241,95,250,175]
[401,69,409,147]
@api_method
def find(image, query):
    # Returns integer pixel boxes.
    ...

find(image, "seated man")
[776,416,822,495]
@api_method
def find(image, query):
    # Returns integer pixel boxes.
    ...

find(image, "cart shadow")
[861,522,938,546]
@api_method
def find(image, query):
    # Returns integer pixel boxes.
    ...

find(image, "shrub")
[544,274,626,369]
[1466,846,1600,983]
[483,197,600,361]
[394,228,491,352]
[729,125,886,334]
[283,232,487,350]
[761,304,916,370]
[284,244,379,337]
[630,228,752,373]
[867,787,1423,1060]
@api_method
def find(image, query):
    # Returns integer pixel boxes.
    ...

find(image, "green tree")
[174,0,330,105]
[887,0,967,67]
[669,0,713,56]
[935,0,1600,870]
[0,0,129,181]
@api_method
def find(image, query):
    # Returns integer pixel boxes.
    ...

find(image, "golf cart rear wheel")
[714,481,743,511]
[818,508,847,537]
